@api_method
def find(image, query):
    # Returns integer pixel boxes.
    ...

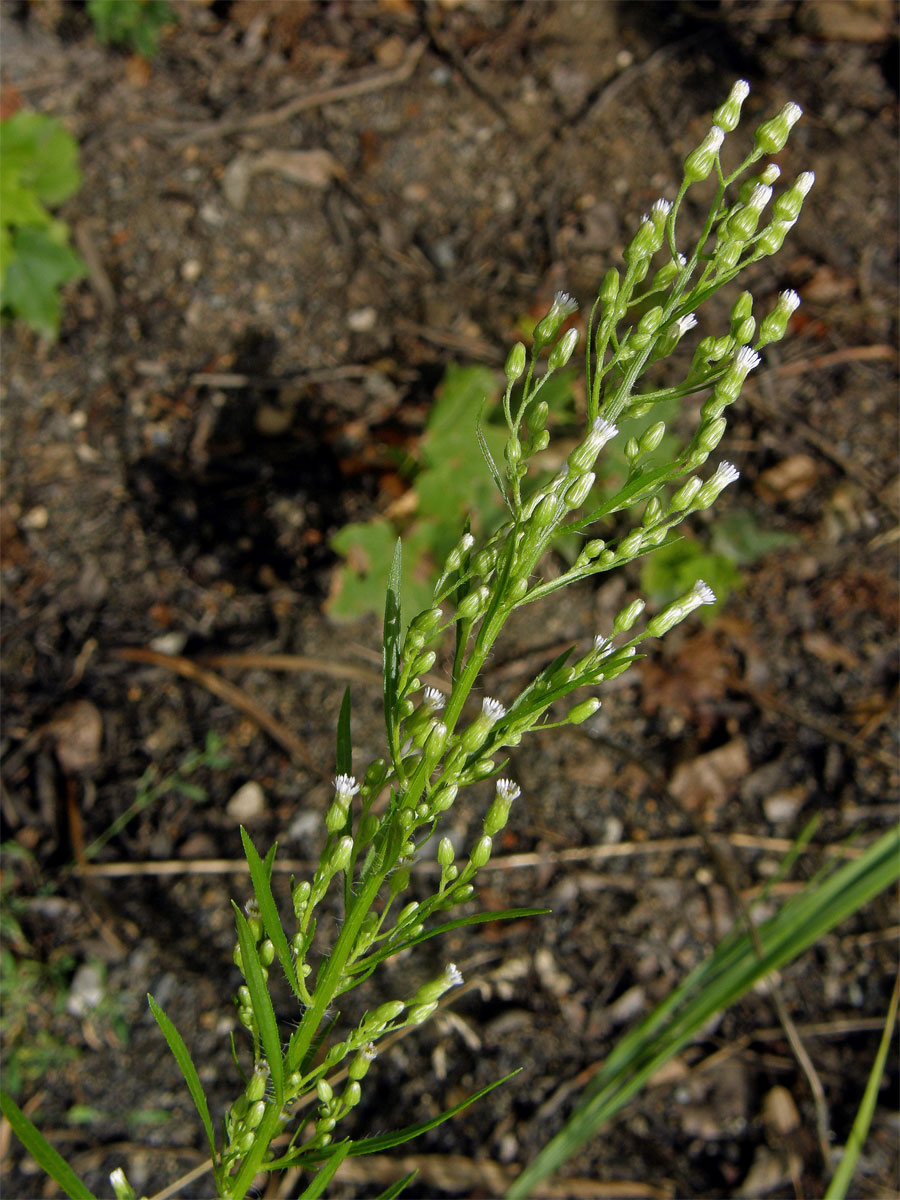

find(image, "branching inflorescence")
[119,81,813,1200]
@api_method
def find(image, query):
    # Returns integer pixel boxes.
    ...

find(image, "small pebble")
[226,780,266,822]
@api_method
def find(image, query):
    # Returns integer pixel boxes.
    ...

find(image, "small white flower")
[761,164,781,185]
[551,291,578,317]
[445,963,464,987]
[362,1041,377,1061]
[748,184,773,212]
[677,312,698,335]
[783,102,803,127]
[334,774,360,799]
[651,198,672,221]
[735,346,761,372]
[482,697,506,722]
[691,580,716,606]
[781,288,801,313]
[732,79,751,102]
[424,686,446,711]
[676,252,688,267]
[593,634,611,655]
[795,170,815,195]
[712,461,741,489]
[709,125,725,150]
[496,778,521,801]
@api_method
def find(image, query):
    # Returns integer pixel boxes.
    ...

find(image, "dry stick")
[171,38,426,150]
[585,731,836,1170]
[112,647,323,775]
[197,651,381,688]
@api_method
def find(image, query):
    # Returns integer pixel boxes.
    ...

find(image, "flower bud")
[457,585,489,622]
[567,697,601,725]
[683,125,725,184]
[413,963,464,1007]
[564,470,595,510]
[484,777,520,836]
[642,496,662,527]
[618,529,644,558]
[468,834,493,869]
[292,880,311,919]
[246,1100,267,1130]
[533,291,578,349]
[548,327,579,371]
[695,461,741,507]
[646,580,717,637]
[613,597,645,634]
[773,170,814,222]
[638,421,666,456]
[669,476,702,511]
[343,1081,362,1109]
[110,1169,137,1200]
[408,1001,438,1025]
[505,342,527,383]
[724,184,772,242]
[568,417,618,474]
[713,78,750,132]
[443,532,474,574]
[397,901,419,927]
[349,1043,376,1080]
[327,836,354,875]
[758,288,801,347]
[599,268,620,308]
[695,416,727,453]
[460,697,506,754]
[316,1079,334,1106]
[753,101,802,155]
[370,1000,406,1026]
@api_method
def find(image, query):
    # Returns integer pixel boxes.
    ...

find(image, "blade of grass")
[509,824,900,1198]
[824,966,900,1200]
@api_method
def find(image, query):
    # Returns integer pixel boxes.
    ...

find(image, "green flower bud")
[291,880,311,919]
[505,438,522,470]
[343,1081,362,1109]
[733,315,756,345]
[372,1000,406,1025]
[646,580,716,638]
[756,218,795,257]
[408,1001,439,1025]
[695,416,727,453]
[638,421,666,456]
[412,963,464,1008]
[548,327,579,371]
[624,436,640,463]
[564,470,595,510]
[753,101,802,155]
[724,183,772,242]
[773,171,814,222]
[567,697,601,725]
[757,288,800,347]
[484,778,520,837]
[110,1169,137,1200]
[431,783,458,813]
[713,79,750,132]
[642,496,662,527]
[235,1130,255,1155]
[328,836,354,875]
[694,461,740,507]
[613,597,646,634]
[618,529,644,558]
[259,939,275,967]
[443,532,474,574]
[568,417,619,474]
[460,697,506,754]
[526,400,550,438]
[457,585,490,621]
[450,884,475,904]
[469,834,493,869]
[683,125,724,183]
[505,342,527,382]
[632,305,664,351]
[533,291,578,350]
[437,837,455,869]
[397,901,419,927]
[349,1043,376,1081]
[600,268,620,307]
[246,1100,267,1130]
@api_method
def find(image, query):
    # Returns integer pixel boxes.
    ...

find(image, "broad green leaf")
[240,828,303,1004]
[328,519,437,621]
[2,227,85,337]
[146,996,217,1167]
[232,905,284,1106]
[0,1090,97,1200]
[0,172,52,228]
[0,112,82,205]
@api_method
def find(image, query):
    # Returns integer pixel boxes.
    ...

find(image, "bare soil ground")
[1,3,898,1199]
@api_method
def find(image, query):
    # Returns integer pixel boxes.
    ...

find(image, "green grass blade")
[232,904,284,1106]
[824,967,900,1200]
[509,825,900,1198]
[373,1169,418,1199]
[146,996,217,1168]
[0,1090,97,1200]
[240,827,303,1003]
[336,686,353,776]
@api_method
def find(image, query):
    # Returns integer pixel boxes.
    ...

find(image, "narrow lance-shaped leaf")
[147,995,218,1169]
[0,1090,97,1200]
[233,903,284,1106]
[241,827,303,1003]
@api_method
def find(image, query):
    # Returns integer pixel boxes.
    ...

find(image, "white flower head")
[691,580,716,606]
[748,183,773,212]
[445,963,464,987]
[712,461,741,489]
[361,1041,377,1061]
[676,252,688,267]
[708,125,726,151]
[783,101,803,128]
[460,533,475,552]
[593,634,611,655]
[496,778,521,801]
[677,312,698,335]
[735,346,761,372]
[481,697,506,723]
[551,291,578,318]
[424,686,446,711]
[760,164,781,185]
[334,774,360,799]
[795,170,815,195]
[781,288,801,313]
[651,198,673,219]
[732,79,751,102]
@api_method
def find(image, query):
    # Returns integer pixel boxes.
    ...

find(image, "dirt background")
[1,2,898,1198]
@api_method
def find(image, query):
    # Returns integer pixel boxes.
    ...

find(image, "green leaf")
[240,828,303,1004]
[232,905,284,1106]
[328,520,438,621]
[0,1090,97,1200]
[0,172,52,229]
[2,227,85,337]
[146,996,217,1168]
[372,1170,418,1200]
[383,537,403,763]
[336,687,352,777]
[296,1139,352,1198]
[0,112,82,206]
[509,824,900,1197]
